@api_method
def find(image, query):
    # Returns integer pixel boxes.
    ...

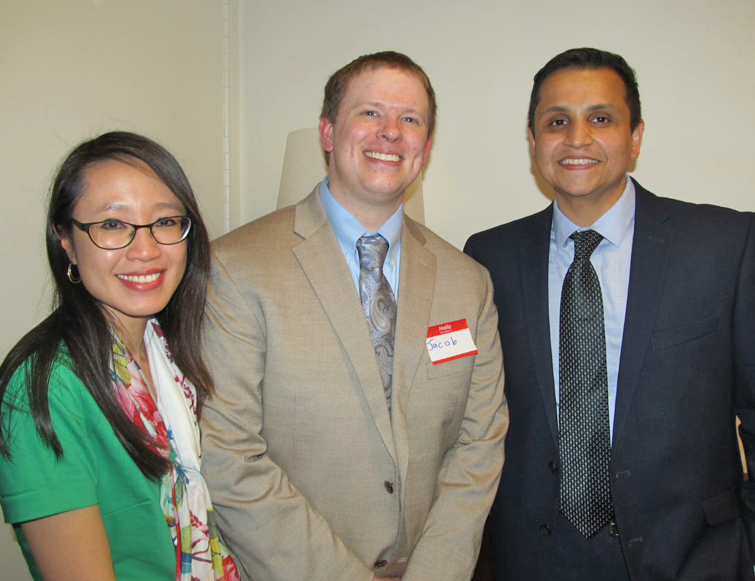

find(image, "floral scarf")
[111,319,239,581]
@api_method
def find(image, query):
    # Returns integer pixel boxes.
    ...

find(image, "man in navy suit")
[465,48,755,580]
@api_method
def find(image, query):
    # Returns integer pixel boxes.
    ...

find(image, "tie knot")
[357,234,389,269]
[570,230,603,260]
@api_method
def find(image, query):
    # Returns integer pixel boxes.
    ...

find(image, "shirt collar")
[553,176,636,250]
[318,177,403,261]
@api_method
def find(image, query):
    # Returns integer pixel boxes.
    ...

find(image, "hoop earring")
[67,262,81,284]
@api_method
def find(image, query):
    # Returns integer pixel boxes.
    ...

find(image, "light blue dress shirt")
[318,179,403,300]
[548,178,636,439]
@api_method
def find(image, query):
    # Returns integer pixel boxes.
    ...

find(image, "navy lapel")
[521,206,560,448]
[612,180,673,451]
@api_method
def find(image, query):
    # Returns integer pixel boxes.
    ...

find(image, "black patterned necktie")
[558,229,613,538]
[357,234,397,410]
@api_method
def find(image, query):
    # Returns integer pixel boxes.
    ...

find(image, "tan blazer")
[201,186,507,581]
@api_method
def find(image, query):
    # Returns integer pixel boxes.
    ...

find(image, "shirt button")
[540,524,551,536]
[384,480,394,494]
[548,461,559,473]
[374,559,388,568]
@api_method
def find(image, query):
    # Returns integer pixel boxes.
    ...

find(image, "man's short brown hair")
[321,51,437,139]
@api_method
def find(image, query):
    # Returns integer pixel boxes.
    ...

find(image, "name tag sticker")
[426,319,478,365]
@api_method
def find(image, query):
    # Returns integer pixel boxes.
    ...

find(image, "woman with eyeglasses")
[0,132,239,581]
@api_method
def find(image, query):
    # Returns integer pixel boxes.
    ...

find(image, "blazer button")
[539,524,551,536]
[548,461,559,473]
[374,559,388,568]
[384,480,394,494]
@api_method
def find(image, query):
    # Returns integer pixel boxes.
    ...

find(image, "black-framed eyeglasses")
[71,216,192,250]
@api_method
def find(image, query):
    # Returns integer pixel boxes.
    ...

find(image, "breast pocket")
[651,315,719,351]
[426,353,475,379]
[420,353,475,417]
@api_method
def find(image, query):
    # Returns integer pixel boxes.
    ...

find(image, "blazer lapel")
[521,207,560,448]
[612,181,673,451]
[291,188,397,463]
[391,217,436,482]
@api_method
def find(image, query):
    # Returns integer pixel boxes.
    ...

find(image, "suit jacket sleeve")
[734,215,755,554]
[200,251,375,581]
[402,266,507,580]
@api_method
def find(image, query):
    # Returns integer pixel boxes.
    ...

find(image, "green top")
[0,354,175,581]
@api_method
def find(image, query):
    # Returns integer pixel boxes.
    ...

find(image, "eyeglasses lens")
[89,217,191,249]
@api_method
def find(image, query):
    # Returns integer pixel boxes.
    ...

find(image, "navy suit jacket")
[465,180,755,580]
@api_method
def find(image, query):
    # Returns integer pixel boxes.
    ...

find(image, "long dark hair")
[0,131,213,480]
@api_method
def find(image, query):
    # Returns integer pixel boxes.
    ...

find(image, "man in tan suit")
[201,51,507,581]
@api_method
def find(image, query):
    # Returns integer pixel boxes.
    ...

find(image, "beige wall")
[2,0,754,577]
[0,0,231,354]
[239,0,755,248]
[0,1,231,577]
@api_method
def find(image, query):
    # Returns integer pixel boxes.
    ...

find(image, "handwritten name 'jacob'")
[426,319,478,364]
[427,336,458,351]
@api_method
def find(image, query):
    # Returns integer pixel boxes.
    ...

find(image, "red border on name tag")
[432,351,478,365]
[427,319,471,337]
[427,319,479,365]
